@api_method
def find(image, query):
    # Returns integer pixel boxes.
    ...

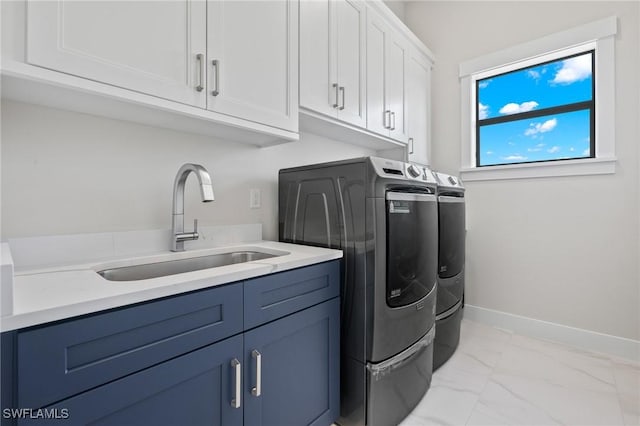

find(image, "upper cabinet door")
[207,0,298,132]
[299,0,365,127]
[407,51,431,166]
[299,0,335,117]
[366,11,389,136]
[335,0,366,127]
[386,33,408,143]
[26,1,207,108]
[366,8,409,144]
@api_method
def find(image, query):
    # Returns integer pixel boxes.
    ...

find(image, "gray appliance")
[432,171,466,370]
[279,157,438,426]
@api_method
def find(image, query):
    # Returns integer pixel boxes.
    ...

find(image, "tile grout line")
[609,360,636,426]
[463,326,515,425]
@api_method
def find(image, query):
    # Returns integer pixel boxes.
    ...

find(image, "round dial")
[407,165,421,178]
[448,176,457,185]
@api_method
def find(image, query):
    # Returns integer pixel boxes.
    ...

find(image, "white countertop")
[0,241,342,332]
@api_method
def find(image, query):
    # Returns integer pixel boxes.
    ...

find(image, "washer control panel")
[369,157,438,184]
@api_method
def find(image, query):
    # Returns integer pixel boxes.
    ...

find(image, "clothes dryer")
[432,172,466,370]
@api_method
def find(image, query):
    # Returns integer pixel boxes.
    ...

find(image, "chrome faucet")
[171,163,214,252]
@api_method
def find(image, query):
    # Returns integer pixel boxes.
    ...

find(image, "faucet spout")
[171,163,214,252]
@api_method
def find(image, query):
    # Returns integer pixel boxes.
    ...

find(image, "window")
[459,17,617,181]
[477,49,594,167]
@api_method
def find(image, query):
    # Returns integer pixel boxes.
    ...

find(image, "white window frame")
[459,16,617,181]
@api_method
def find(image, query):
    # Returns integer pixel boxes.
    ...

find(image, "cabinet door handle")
[251,349,262,397]
[195,54,205,92]
[332,83,339,108]
[384,110,390,129]
[390,111,396,131]
[339,86,345,110]
[230,358,241,408]
[211,60,220,96]
[409,137,414,154]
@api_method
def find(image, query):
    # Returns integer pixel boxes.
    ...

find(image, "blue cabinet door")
[243,298,340,426]
[18,281,243,409]
[19,335,244,426]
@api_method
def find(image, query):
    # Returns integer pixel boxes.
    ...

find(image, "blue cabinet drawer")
[18,282,243,408]
[244,260,340,329]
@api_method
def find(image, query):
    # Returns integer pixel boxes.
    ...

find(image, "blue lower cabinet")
[20,335,244,426]
[243,298,340,426]
[1,260,341,426]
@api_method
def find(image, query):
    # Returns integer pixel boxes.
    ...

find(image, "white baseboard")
[463,304,640,362]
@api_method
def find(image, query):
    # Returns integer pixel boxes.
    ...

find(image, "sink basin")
[97,251,278,281]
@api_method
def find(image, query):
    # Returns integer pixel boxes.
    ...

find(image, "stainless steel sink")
[97,251,278,281]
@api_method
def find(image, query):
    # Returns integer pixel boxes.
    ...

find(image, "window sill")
[460,157,616,181]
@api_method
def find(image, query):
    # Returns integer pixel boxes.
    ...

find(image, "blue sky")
[477,52,593,166]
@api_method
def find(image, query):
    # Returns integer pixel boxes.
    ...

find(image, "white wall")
[383,0,405,22]
[405,1,640,341]
[0,100,375,242]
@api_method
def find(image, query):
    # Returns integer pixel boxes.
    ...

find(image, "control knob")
[407,165,421,178]
[448,176,457,185]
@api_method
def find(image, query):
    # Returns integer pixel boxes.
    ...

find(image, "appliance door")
[386,191,438,308]
[438,195,465,278]
[367,327,435,426]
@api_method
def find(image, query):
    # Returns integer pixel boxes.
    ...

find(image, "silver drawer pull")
[409,137,414,154]
[195,54,204,92]
[339,86,345,110]
[211,59,220,96]
[384,110,391,129]
[391,111,396,130]
[231,358,241,408]
[251,349,262,397]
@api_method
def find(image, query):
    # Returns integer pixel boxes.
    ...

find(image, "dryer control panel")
[432,171,465,191]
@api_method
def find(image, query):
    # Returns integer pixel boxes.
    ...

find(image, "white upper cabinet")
[407,49,432,166]
[16,0,298,143]
[366,9,408,144]
[207,0,298,132]
[300,0,366,127]
[26,1,207,108]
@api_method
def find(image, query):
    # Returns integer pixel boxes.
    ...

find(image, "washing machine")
[432,171,465,370]
[279,157,439,426]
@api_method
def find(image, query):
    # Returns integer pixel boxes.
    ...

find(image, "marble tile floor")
[399,319,640,426]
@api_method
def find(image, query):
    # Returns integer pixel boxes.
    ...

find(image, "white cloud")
[551,55,592,85]
[524,118,557,136]
[527,145,545,152]
[582,148,590,155]
[479,79,492,89]
[569,147,575,152]
[499,101,539,115]
[547,146,561,154]
[478,103,489,120]
[501,155,527,161]
[527,70,540,80]
[486,151,494,155]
